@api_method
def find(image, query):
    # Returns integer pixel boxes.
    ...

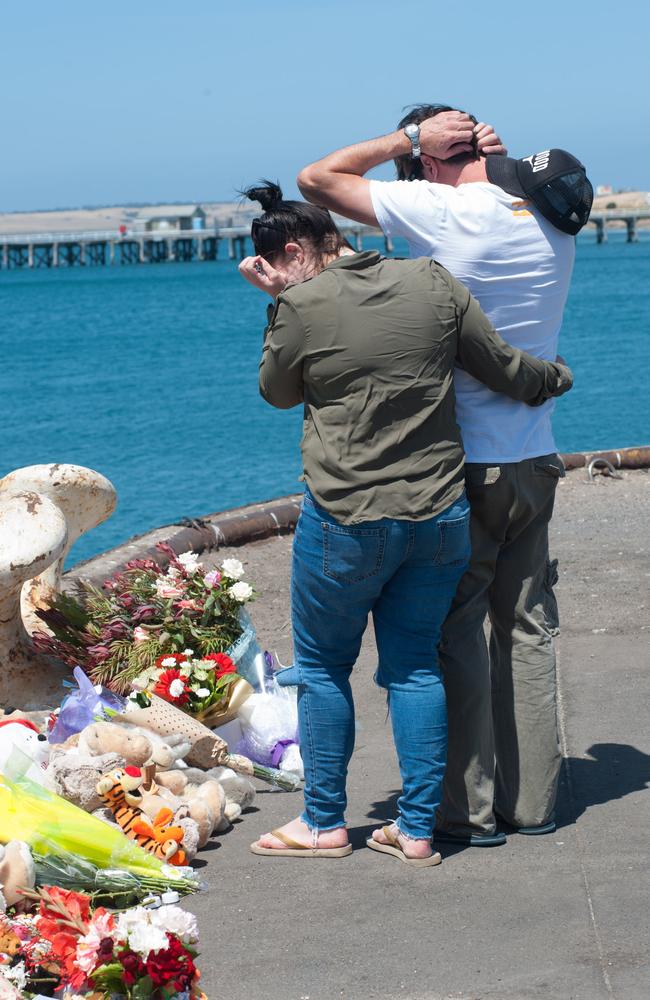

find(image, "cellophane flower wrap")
[129,649,241,716]
[0,887,204,998]
[0,768,199,895]
[33,545,255,696]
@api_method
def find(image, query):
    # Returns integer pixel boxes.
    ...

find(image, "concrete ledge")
[70,495,302,585]
[69,445,649,585]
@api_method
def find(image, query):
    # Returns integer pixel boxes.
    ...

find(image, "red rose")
[204,652,237,678]
[119,947,147,986]
[146,934,196,989]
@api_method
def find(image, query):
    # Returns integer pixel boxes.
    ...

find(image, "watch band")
[404,125,421,159]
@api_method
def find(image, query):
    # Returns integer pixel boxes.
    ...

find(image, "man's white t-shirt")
[370,179,575,463]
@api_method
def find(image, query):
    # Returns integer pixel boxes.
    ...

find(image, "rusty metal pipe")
[560,446,650,471]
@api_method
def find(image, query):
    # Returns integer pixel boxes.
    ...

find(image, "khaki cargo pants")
[436,454,564,834]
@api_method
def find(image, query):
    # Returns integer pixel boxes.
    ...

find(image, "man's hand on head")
[418,111,475,159]
[474,122,507,156]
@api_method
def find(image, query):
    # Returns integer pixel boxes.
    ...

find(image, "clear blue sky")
[1,0,648,212]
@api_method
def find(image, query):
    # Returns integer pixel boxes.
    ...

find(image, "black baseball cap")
[485,149,593,235]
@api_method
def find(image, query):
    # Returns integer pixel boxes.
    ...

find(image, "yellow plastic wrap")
[0,767,185,882]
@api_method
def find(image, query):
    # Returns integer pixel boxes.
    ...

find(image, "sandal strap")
[382,824,400,848]
[270,828,312,850]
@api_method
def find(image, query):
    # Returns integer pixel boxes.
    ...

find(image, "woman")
[238,182,572,867]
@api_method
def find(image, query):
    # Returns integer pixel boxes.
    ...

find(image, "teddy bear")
[59,722,217,849]
[136,776,219,848]
[64,719,255,844]
[95,768,191,866]
[76,721,190,771]
[0,841,35,910]
[0,720,50,785]
[154,765,255,826]
[44,749,125,812]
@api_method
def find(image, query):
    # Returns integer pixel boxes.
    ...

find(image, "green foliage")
[36,552,252,696]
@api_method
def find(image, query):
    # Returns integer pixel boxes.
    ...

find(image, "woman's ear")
[284,241,303,260]
[420,155,439,183]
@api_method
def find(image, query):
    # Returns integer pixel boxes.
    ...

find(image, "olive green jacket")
[259,251,572,523]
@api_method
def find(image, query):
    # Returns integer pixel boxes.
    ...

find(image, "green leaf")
[132,975,156,998]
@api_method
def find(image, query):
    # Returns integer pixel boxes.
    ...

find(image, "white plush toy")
[0,720,49,785]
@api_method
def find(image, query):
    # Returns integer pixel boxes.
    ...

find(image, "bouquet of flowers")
[33,544,255,697]
[128,649,252,728]
[0,887,206,998]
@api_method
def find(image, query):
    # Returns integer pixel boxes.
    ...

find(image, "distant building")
[132,205,207,234]
[596,185,613,196]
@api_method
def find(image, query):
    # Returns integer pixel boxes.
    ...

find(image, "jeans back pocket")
[436,511,471,567]
[323,522,387,583]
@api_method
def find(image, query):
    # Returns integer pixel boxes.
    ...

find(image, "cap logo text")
[522,150,551,173]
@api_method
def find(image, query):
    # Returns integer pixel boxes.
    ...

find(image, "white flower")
[155,577,184,599]
[178,551,202,573]
[116,907,169,956]
[229,581,253,603]
[182,648,194,657]
[151,904,199,945]
[161,656,178,668]
[179,660,192,671]
[221,558,244,580]
[1,960,27,990]
[169,679,186,698]
[131,670,153,691]
[195,687,210,698]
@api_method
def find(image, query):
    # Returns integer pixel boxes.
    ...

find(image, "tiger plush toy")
[96,766,187,866]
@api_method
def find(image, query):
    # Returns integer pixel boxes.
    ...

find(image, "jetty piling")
[0,223,400,270]
[1,211,643,270]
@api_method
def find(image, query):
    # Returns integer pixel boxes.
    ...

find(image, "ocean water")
[1,231,648,566]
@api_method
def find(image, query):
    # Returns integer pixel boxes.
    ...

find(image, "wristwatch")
[404,123,421,159]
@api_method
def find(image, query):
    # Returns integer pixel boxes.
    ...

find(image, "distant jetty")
[0,192,648,270]
[0,223,392,270]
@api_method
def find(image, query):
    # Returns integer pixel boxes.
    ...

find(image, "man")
[297,105,592,846]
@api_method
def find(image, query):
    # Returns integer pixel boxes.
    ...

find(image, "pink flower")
[75,909,118,973]
[87,644,111,662]
[176,599,201,611]
[204,570,222,588]
[155,579,185,599]
[132,626,149,645]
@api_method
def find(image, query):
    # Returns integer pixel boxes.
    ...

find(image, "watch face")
[405,124,419,140]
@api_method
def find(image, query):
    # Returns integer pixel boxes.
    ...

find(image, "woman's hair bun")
[242,179,283,213]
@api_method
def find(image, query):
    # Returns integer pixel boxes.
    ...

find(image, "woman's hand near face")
[238,256,287,299]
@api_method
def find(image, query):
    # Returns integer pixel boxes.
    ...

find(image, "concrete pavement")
[74,468,650,1000]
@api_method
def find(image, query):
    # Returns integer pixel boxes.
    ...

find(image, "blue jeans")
[280,489,470,840]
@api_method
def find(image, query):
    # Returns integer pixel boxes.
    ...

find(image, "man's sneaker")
[434,829,507,847]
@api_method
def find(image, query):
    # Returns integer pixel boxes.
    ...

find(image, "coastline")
[1,191,649,236]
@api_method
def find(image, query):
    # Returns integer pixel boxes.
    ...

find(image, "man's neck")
[449,158,489,186]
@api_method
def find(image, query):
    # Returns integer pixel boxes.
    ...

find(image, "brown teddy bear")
[0,841,35,910]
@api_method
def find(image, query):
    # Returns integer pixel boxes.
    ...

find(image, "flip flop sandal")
[366,825,441,868]
[250,828,352,858]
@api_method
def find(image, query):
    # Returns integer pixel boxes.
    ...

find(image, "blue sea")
[1,231,649,566]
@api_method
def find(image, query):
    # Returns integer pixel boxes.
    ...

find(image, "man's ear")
[284,241,303,260]
[420,155,439,182]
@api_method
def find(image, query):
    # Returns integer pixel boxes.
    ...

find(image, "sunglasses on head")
[251,219,287,241]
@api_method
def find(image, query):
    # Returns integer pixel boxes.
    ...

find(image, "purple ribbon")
[270,739,296,768]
